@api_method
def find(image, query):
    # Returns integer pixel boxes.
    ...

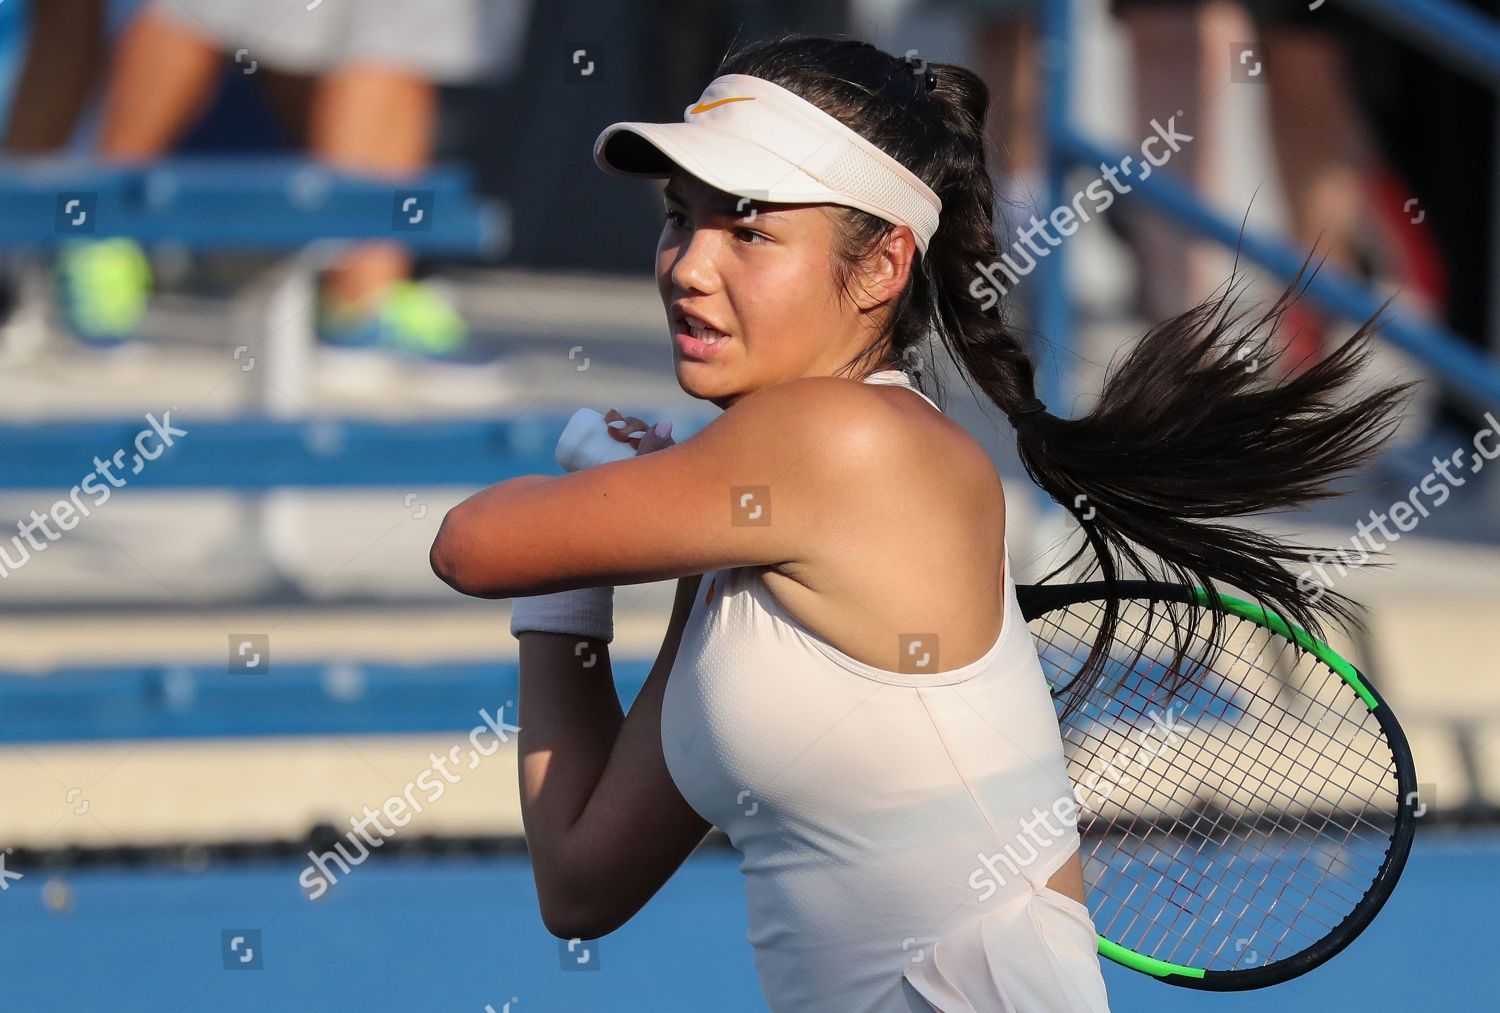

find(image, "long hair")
[717,34,1417,718]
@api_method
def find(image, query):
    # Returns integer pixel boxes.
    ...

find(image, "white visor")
[593,73,942,256]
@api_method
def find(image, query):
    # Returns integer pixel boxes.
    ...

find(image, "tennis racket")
[1017,579,1418,990]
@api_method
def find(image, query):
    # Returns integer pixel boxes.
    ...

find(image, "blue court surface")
[1,831,1492,1011]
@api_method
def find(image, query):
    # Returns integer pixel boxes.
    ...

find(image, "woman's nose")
[669,228,720,294]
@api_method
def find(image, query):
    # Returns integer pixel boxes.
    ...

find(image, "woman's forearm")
[515,629,624,917]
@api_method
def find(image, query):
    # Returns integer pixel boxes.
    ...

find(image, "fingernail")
[607,420,627,429]
[654,420,673,439]
[627,429,647,439]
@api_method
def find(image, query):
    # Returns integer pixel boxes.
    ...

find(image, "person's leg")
[97,7,225,159]
[975,13,1039,185]
[1114,0,1216,321]
[971,6,1043,326]
[54,8,223,344]
[3,0,107,153]
[307,63,436,313]
[1259,20,1387,372]
[1262,29,1375,271]
[256,68,317,148]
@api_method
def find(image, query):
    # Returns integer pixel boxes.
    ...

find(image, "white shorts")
[150,0,530,83]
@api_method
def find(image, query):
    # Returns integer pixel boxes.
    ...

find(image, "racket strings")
[1049,605,1393,820]
[1077,713,1372,962]
[1057,597,1221,724]
[1066,622,1392,942]
[1032,597,1400,972]
[1073,718,1353,955]
[1074,645,1386,960]
[1047,613,1392,837]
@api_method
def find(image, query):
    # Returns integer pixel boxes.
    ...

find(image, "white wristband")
[509,585,615,643]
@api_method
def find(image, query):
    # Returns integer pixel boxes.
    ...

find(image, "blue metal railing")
[0,413,715,491]
[1340,0,1500,86]
[0,155,508,254]
[0,658,653,743]
[0,416,553,490]
[1037,0,1500,416]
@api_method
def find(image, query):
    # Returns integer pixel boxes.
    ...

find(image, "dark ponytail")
[719,35,1417,718]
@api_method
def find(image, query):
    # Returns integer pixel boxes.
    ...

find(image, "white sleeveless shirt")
[659,370,1112,1012]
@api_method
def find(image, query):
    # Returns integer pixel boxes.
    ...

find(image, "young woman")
[430,34,1411,1013]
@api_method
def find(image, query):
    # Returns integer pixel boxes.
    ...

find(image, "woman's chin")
[673,357,737,405]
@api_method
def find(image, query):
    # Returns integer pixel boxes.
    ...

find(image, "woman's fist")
[604,409,675,456]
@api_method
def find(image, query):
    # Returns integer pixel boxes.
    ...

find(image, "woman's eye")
[660,210,764,244]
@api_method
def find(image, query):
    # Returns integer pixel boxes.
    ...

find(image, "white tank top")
[660,370,1112,1012]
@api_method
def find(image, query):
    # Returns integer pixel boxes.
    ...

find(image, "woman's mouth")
[674,319,731,360]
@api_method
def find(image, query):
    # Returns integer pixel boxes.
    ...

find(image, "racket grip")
[555,408,643,472]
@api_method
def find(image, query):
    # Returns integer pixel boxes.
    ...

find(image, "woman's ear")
[848,226,918,311]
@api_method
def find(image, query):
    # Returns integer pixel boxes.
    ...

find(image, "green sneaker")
[317,279,469,360]
[55,238,152,344]
[377,279,467,359]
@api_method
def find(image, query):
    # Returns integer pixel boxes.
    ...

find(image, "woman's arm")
[434,385,900,934]
[428,377,890,599]
[518,571,710,939]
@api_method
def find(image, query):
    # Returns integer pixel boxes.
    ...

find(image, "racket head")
[1018,580,1418,990]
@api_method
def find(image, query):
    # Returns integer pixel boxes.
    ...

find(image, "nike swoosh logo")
[690,96,756,114]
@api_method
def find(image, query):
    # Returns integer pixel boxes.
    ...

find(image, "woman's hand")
[604,409,675,456]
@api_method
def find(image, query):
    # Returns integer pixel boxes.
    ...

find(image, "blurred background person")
[876,0,1044,328]
[948,0,1044,239]
[1243,0,1449,378]
[1,0,109,156]
[1106,0,1220,323]
[53,0,512,360]
[0,0,115,338]
[963,0,1050,332]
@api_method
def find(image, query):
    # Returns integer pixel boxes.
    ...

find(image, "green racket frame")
[1016,579,1419,990]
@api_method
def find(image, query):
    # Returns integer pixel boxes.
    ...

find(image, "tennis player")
[431,34,1409,1013]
